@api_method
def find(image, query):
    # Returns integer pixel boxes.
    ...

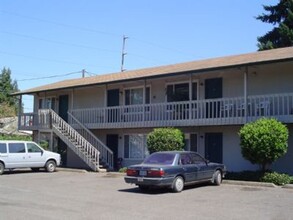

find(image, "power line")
[0,31,120,53]
[131,37,198,59]
[0,50,113,69]
[1,10,198,60]
[17,71,82,82]
[0,10,121,38]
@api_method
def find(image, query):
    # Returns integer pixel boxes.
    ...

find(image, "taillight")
[147,169,165,177]
[126,169,137,176]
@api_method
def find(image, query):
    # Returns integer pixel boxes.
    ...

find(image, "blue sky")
[0,0,278,112]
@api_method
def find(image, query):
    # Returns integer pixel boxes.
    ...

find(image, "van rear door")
[0,143,8,161]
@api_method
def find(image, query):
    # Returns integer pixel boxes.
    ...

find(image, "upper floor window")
[39,97,56,110]
[125,87,150,105]
[166,82,197,102]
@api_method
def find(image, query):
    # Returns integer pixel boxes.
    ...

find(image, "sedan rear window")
[143,153,176,165]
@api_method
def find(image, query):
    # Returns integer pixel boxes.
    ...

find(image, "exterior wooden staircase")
[40,109,113,171]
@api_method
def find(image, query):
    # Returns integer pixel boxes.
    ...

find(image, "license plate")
[139,170,147,176]
[137,177,144,182]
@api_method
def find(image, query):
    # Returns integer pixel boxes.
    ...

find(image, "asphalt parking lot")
[0,170,293,220]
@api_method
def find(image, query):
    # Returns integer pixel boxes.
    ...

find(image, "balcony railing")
[69,93,293,129]
[19,93,293,130]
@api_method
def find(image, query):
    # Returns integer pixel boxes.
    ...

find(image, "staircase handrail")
[45,109,100,171]
[68,111,113,169]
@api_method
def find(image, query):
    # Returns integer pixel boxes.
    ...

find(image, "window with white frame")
[125,87,150,105]
[166,82,198,102]
[184,133,198,152]
[124,134,149,159]
[39,97,56,110]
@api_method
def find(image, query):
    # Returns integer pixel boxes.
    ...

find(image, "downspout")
[189,73,192,120]
[143,79,146,122]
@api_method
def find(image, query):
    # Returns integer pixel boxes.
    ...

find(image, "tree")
[147,128,185,154]
[0,67,19,116]
[239,118,288,172]
[257,0,293,50]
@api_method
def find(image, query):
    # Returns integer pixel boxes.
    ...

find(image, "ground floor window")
[184,133,198,152]
[124,134,149,159]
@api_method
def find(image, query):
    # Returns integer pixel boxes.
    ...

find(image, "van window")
[8,143,26,153]
[27,143,42,153]
[0,143,7,153]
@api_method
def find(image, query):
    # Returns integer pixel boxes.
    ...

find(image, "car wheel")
[172,176,184,193]
[31,168,40,172]
[0,162,4,175]
[45,160,56,173]
[213,170,222,185]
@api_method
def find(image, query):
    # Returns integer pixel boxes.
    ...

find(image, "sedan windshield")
[143,153,176,165]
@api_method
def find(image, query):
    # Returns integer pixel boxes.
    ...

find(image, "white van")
[0,140,61,175]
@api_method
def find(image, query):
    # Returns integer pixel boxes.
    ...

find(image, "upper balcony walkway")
[19,93,293,130]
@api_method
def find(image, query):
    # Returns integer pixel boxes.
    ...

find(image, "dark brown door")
[106,134,119,170]
[205,78,222,118]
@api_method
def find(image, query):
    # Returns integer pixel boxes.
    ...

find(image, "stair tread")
[53,116,112,172]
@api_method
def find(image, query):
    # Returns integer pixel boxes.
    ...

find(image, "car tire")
[31,168,40,172]
[213,170,222,186]
[172,176,184,193]
[0,162,4,175]
[45,160,56,173]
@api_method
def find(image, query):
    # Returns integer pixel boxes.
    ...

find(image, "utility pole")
[82,69,85,78]
[121,35,128,72]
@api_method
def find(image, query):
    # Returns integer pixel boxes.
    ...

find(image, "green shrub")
[147,128,184,154]
[0,103,16,117]
[0,134,32,141]
[261,172,291,185]
[118,167,127,173]
[39,140,49,150]
[239,118,288,171]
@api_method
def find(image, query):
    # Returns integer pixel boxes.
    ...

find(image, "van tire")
[0,162,4,175]
[45,160,56,173]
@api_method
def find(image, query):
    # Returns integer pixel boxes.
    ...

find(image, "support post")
[18,95,22,130]
[244,67,248,123]
[189,74,192,120]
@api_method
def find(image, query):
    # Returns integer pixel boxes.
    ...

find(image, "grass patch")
[0,134,32,141]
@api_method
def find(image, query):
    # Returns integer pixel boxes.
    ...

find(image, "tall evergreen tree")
[0,67,19,115]
[257,0,293,50]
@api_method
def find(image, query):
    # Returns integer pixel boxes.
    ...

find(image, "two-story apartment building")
[15,47,293,174]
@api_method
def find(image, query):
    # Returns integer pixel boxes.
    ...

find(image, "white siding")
[248,61,293,95]
[73,86,105,109]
